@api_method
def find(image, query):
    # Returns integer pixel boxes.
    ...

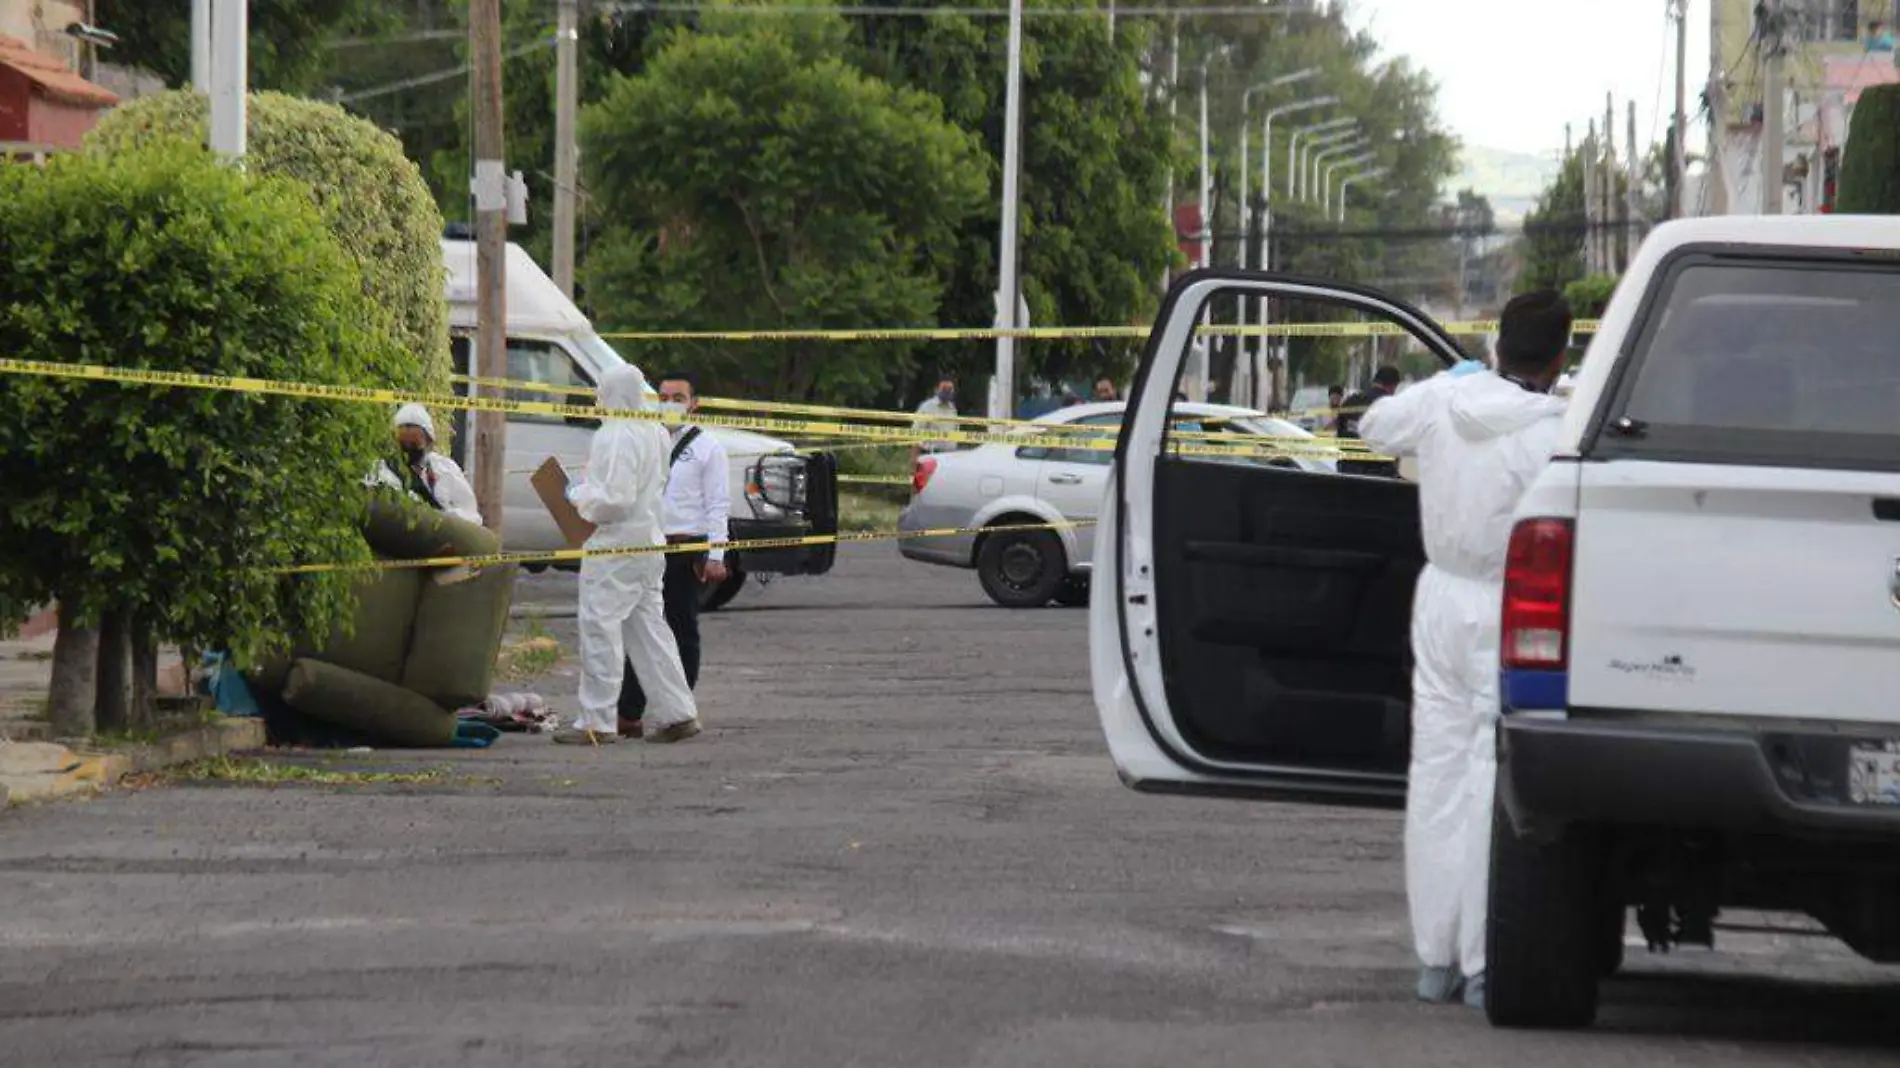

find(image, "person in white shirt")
[616,372,730,738]
[377,404,481,526]
[911,373,960,461]
[562,364,701,746]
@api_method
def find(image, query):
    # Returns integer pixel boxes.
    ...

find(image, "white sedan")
[898,400,1334,608]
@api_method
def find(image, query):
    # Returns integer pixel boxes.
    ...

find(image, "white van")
[440,236,837,609]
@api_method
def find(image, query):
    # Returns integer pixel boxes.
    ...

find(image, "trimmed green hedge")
[87,91,451,401]
[0,143,393,661]
[1838,84,1900,213]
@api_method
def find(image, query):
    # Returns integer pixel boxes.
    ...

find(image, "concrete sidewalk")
[0,625,261,807]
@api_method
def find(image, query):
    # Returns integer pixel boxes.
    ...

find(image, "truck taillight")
[1502,518,1574,670]
[912,457,938,495]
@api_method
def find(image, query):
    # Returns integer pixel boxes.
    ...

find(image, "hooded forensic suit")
[569,365,699,735]
[1358,367,1566,981]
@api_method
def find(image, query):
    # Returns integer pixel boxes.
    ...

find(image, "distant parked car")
[898,401,1333,608]
[1288,385,1334,432]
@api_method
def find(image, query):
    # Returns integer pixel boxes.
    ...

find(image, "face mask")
[657,401,687,416]
[402,443,427,464]
[937,389,955,404]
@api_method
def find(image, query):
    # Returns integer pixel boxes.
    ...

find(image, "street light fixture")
[1237,68,1318,272]
[1295,125,1361,200]
[1322,151,1378,214]
[1229,68,1319,408]
[1308,137,1368,203]
[1242,92,1335,409]
[1287,115,1355,197]
[1337,168,1389,223]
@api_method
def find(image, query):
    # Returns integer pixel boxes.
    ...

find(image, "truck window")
[1597,257,1900,471]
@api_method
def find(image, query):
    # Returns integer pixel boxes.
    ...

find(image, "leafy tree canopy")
[580,15,989,404]
[95,0,387,93]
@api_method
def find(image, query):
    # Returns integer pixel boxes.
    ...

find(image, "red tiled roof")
[0,34,119,109]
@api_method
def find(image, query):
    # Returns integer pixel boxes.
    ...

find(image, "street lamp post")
[1237,69,1317,274]
[1322,152,1378,214]
[1337,168,1389,222]
[1295,126,1361,200]
[1232,71,1318,404]
[1308,139,1368,205]
[1287,115,1354,198]
[1247,105,1342,411]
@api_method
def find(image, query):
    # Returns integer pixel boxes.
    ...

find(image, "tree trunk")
[130,616,159,730]
[96,610,131,733]
[47,602,100,739]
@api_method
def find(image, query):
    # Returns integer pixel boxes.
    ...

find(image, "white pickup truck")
[1092,216,1900,1028]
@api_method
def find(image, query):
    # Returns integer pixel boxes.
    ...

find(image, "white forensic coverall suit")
[1358,368,1566,979]
[569,366,699,735]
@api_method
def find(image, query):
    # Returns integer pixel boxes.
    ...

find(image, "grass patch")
[160,755,487,787]
[497,615,563,681]
[838,491,904,534]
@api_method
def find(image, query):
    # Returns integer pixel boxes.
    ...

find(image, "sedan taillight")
[912,457,938,496]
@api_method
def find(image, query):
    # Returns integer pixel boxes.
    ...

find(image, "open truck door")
[1091,272,1463,807]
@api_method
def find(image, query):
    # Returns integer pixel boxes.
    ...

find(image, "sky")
[1350,0,1712,160]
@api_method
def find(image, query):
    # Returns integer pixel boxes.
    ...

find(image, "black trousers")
[617,541,704,720]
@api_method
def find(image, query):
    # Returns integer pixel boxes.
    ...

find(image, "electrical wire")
[335,35,559,105]
[600,1,1298,17]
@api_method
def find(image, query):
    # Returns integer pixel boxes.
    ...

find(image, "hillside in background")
[1453,144,1558,224]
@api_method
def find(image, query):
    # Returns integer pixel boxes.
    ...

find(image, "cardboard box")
[530,456,597,548]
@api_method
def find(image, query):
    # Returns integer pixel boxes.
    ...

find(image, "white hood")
[597,364,651,415]
[1449,373,1568,444]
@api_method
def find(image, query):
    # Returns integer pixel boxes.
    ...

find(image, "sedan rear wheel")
[977,529,1066,608]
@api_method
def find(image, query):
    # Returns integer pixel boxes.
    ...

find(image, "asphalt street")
[0,547,1896,1067]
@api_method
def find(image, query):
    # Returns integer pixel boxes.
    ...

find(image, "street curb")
[1,718,266,807]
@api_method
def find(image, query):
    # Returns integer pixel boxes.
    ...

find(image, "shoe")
[1415,965,1463,1004]
[552,727,619,746]
[1461,971,1485,1010]
[644,718,702,744]
[617,717,644,739]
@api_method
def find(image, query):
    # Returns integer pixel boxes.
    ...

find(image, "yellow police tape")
[0,357,1378,463]
[280,518,1095,575]
[595,320,1603,342]
[447,371,1380,454]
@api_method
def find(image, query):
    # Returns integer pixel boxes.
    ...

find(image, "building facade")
[1707,0,1899,213]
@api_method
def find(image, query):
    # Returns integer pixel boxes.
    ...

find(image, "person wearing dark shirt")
[1337,366,1402,477]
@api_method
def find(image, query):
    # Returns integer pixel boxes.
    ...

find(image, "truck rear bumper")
[1500,714,1900,837]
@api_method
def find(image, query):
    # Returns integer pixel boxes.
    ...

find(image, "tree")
[94,0,387,93]
[579,16,988,404]
[1838,84,1900,213]
[89,92,453,406]
[1516,151,1586,294]
[0,144,399,735]
[1561,273,1618,320]
[853,6,1177,394]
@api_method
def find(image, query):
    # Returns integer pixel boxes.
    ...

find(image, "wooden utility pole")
[471,0,508,533]
[1603,94,1617,268]
[552,0,579,298]
[1671,0,1689,219]
[1626,100,1640,267]
[1704,0,1730,213]
[1760,0,1787,215]
[1582,121,1598,274]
